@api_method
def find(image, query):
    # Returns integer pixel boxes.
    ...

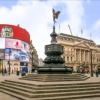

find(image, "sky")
[0,0,100,59]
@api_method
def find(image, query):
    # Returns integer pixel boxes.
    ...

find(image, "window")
[71,57,73,61]
[67,57,69,62]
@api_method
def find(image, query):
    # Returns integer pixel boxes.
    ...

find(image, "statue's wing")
[52,9,55,14]
[55,11,60,19]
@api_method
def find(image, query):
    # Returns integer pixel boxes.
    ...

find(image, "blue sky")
[0,0,18,8]
[84,1,100,26]
[0,0,100,58]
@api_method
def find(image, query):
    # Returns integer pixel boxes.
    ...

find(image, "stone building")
[38,58,44,67]
[0,24,30,73]
[29,40,39,72]
[0,24,39,74]
[57,33,100,73]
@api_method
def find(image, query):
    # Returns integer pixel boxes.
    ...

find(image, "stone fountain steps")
[19,78,88,82]
[2,80,100,91]
[34,93,100,100]
[1,87,100,100]
[0,88,30,100]
[1,80,100,90]
[1,79,100,100]
[19,74,89,82]
[0,87,100,100]
[1,82,100,94]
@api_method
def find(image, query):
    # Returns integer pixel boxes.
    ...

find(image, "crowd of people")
[76,66,99,77]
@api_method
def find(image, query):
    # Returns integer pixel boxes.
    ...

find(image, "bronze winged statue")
[52,9,60,24]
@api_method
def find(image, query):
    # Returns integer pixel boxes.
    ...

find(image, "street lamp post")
[90,49,93,77]
[31,50,35,72]
[8,50,11,75]
[32,50,34,67]
[0,59,3,74]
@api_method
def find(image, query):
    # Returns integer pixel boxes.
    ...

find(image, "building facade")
[0,24,38,74]
[38,58,44,67]
[29,40,39,72]
[57,33,100,73]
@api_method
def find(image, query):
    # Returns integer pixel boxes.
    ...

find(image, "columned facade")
[57,33,100,73]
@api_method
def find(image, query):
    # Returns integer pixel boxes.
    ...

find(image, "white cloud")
[0,0,85,59]
[56,1,85,37]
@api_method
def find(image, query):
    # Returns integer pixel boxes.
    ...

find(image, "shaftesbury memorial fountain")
[38,9,68,74]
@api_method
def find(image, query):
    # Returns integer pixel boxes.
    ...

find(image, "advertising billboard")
[21,41,29,52]
[5,38,29,52]
[0,38,5,49]
[5,48,30,62]
[5,38,22,49]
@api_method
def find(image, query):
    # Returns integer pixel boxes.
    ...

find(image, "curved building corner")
[0,24,38,74]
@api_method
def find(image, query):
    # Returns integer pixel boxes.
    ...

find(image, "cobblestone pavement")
[0,73,100,100]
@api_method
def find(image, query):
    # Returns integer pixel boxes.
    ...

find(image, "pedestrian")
[2,68,4,76]
[94,66,99,77]
[4,68,7,76]
[95,70,99,77]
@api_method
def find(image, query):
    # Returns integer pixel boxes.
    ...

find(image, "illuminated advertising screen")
[0,38,5,49]
[21,41,29,52]
[5,38,29,52]
[5,38,22,49]
[5,48,30,62]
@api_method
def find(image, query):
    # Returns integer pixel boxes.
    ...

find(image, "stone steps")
[2,81,100,92]
[0,74,99,100]
[1,89,100,100]
[20,74,89,82]
[1,81,35,89]
[1,88,100,100]
[21,75,87,79]
[34,93,100,100]
[20,78,88,82]
[4,79,100,87]
[25,73,87,78]
[1,81,100,94]
[0,85,33,98]
[1,83,100,99]
[0,89,30,100]
[25,73,87,77]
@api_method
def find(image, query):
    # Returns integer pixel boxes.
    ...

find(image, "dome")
[0,24,30,44]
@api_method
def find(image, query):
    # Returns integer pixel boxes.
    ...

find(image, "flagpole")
[81,29,83,37]
[90,33,92,40]
[59,24,60,34]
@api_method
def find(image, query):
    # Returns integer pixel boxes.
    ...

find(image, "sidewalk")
[0,73,21,82]
[83,73,100,82]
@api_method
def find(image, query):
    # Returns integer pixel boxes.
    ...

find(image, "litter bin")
[16,71,19,76]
